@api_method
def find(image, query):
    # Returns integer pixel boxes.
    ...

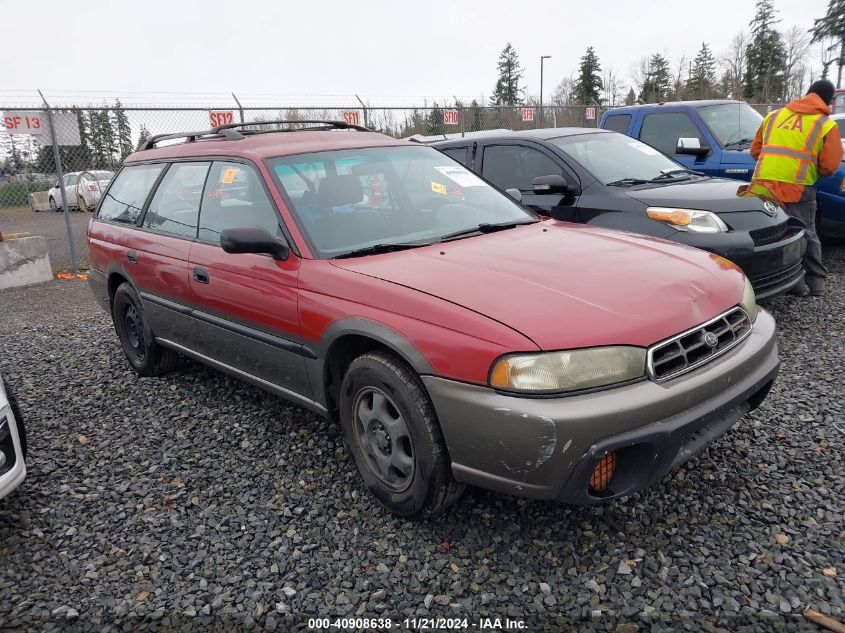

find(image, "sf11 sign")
[444,110,460,126]
[521,108,535,122]
[2,112,44,134]
[585,107,596,120]
[209,111,235,127]
[343,111,360,126]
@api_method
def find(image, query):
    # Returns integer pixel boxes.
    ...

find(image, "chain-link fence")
[0,98,784,273]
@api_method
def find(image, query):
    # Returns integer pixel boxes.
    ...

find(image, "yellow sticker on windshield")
[222,167,238,184]
[431,181,447,195]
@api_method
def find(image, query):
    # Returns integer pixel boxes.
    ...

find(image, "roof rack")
[141,120,371,150]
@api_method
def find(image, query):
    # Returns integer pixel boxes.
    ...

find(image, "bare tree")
[629,56,651,94]
[671,54,688,100]
[782,26,812,100]
[602,66,622,106]
[720,31,749,100]
[551,75,577,105]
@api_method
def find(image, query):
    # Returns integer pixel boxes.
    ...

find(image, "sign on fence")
[585,107,596,120]
[444,110,460,125]
[343,111,361,126]
[2,110,81,146]
[209,111,235,127]
[521,108,535,122]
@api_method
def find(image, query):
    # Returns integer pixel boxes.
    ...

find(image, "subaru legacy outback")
[87,120,780,517]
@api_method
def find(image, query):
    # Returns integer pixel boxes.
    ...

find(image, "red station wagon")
[87,120,780,517]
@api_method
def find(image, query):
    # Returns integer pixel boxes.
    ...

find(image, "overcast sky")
[1,0,831,106]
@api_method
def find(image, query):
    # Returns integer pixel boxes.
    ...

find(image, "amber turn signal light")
[589,452,616,492]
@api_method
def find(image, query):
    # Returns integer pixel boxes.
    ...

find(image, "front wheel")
[339,351,463,518]
[48,197,58,212]
[112,282,178,377]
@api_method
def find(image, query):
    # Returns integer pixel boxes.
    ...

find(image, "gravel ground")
[0,248,843,633]
[0,207,90,272]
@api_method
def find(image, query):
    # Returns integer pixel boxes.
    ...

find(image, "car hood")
[624,178,773,214]
[330,222,744,350]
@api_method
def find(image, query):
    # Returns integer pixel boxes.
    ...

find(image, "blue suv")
[601,100,845,238]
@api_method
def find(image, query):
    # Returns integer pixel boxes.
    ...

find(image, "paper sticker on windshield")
[434,165,485,187]
[431,181,448,195]
[221,167,239,184]
[628,141,660,156]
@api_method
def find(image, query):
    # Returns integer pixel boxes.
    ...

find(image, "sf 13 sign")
[2,112,44,134]
[444,110,460,125]
[209,111,235,127]
[585,107,596,120]
[343,111,360,126]
[521,107,535,122]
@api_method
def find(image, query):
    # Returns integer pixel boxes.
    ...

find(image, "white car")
[0,375,27,499]
[47,170,114,212]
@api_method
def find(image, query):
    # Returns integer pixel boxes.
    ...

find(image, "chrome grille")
[647,307,752,382]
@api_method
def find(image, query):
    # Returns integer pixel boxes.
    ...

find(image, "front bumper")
[424,309,779,503]
[0,405,26,500]
[670,222,806,301]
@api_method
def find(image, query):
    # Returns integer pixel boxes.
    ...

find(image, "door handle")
[193,267,209,284]
[127,250,137,263]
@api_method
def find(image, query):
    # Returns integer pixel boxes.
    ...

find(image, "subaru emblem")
[703,332,719,348]
[762,201,778,216]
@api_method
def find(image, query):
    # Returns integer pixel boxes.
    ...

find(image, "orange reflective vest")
[752,108,836,186]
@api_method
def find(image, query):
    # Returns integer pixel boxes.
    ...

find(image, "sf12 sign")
[521,107,535,122]
[209,111,235,127]
[2,112,44,134]
[585,107,596,120]
[443,110,460,125]
[343,111,360,126]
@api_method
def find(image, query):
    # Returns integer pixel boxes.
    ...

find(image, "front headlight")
[647,207,728,233]
[740,276,758,322]
[489,346,646,394]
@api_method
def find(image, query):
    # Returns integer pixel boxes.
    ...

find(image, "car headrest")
[318,175,363,208]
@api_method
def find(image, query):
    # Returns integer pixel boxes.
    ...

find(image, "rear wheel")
[112,282,178,377]
[48,197,58,212]
[339,351,463,518]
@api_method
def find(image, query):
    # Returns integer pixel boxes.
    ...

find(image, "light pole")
[539,55,551,128]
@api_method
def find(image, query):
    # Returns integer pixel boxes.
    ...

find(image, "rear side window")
[198,162,281,245]
[482,145,562,191]
[143,162,211,239]
[603,114,631,135]
[440,147,469,166]
[639,112,705,155]
[97,164,164,224]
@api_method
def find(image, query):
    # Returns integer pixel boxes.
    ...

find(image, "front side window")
[639,112,705,155]
[97,164,164,224]
[481,145,563,191]
[549,132,689,185]
[198,162,282,245]
[143,162,210,239]
[269,145,535,258]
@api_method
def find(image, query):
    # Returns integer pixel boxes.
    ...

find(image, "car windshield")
[268,145,536,258]
[697,102,763,147]
[548,132,687,185]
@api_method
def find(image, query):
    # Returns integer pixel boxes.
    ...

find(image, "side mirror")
[504,188,522,202]
[220,226,289,260]
[676,137,710,157]
[532,174,579,196]
[55,182,60,188]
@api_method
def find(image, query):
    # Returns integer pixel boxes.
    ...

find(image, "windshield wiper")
[650,168,706,180]
[333,241,430,259]
[606,177,651,187]
[724,137,754,149]
[440,220,537,242]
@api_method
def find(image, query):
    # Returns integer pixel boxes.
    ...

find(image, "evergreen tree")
[573,46,604,104]
[639,54,672,103]
[87,111,106,169]
[113,100,133,160]
[624,87,637,105]
[687,43,717,99]
[426,103,445,136]
[744,0,787,101]
[490,43,525,105]
[99,109,117,168]
[136,124,152,151]
[468,99,483,132]
[811,0,845,84]
[72,107,92,170]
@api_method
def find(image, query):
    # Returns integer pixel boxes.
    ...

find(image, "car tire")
[48,196,57,212]
[2,377,27,460]
[339,351,464,518]
[112,282,178,377]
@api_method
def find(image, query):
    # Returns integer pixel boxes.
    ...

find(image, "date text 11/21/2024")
[307,617,528,630]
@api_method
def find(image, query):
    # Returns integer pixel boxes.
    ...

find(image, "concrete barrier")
[29,191,51,212]
[0,236,53,290]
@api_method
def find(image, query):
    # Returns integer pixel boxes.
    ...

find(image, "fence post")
[231,92,245,123]
[38,89,77,274]
[460,106,465,138]
[355,94,369,128]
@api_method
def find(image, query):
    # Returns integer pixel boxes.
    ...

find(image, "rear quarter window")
[97,164,164,224]
[440,147,469,166]
[602,114,632,135]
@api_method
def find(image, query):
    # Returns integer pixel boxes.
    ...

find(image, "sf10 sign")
[343,111,361,126]
[209,111,235,127]
[443,110,460,125]
[2,112,44,134]
[521,107,535,122]
[585,107,597,120]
